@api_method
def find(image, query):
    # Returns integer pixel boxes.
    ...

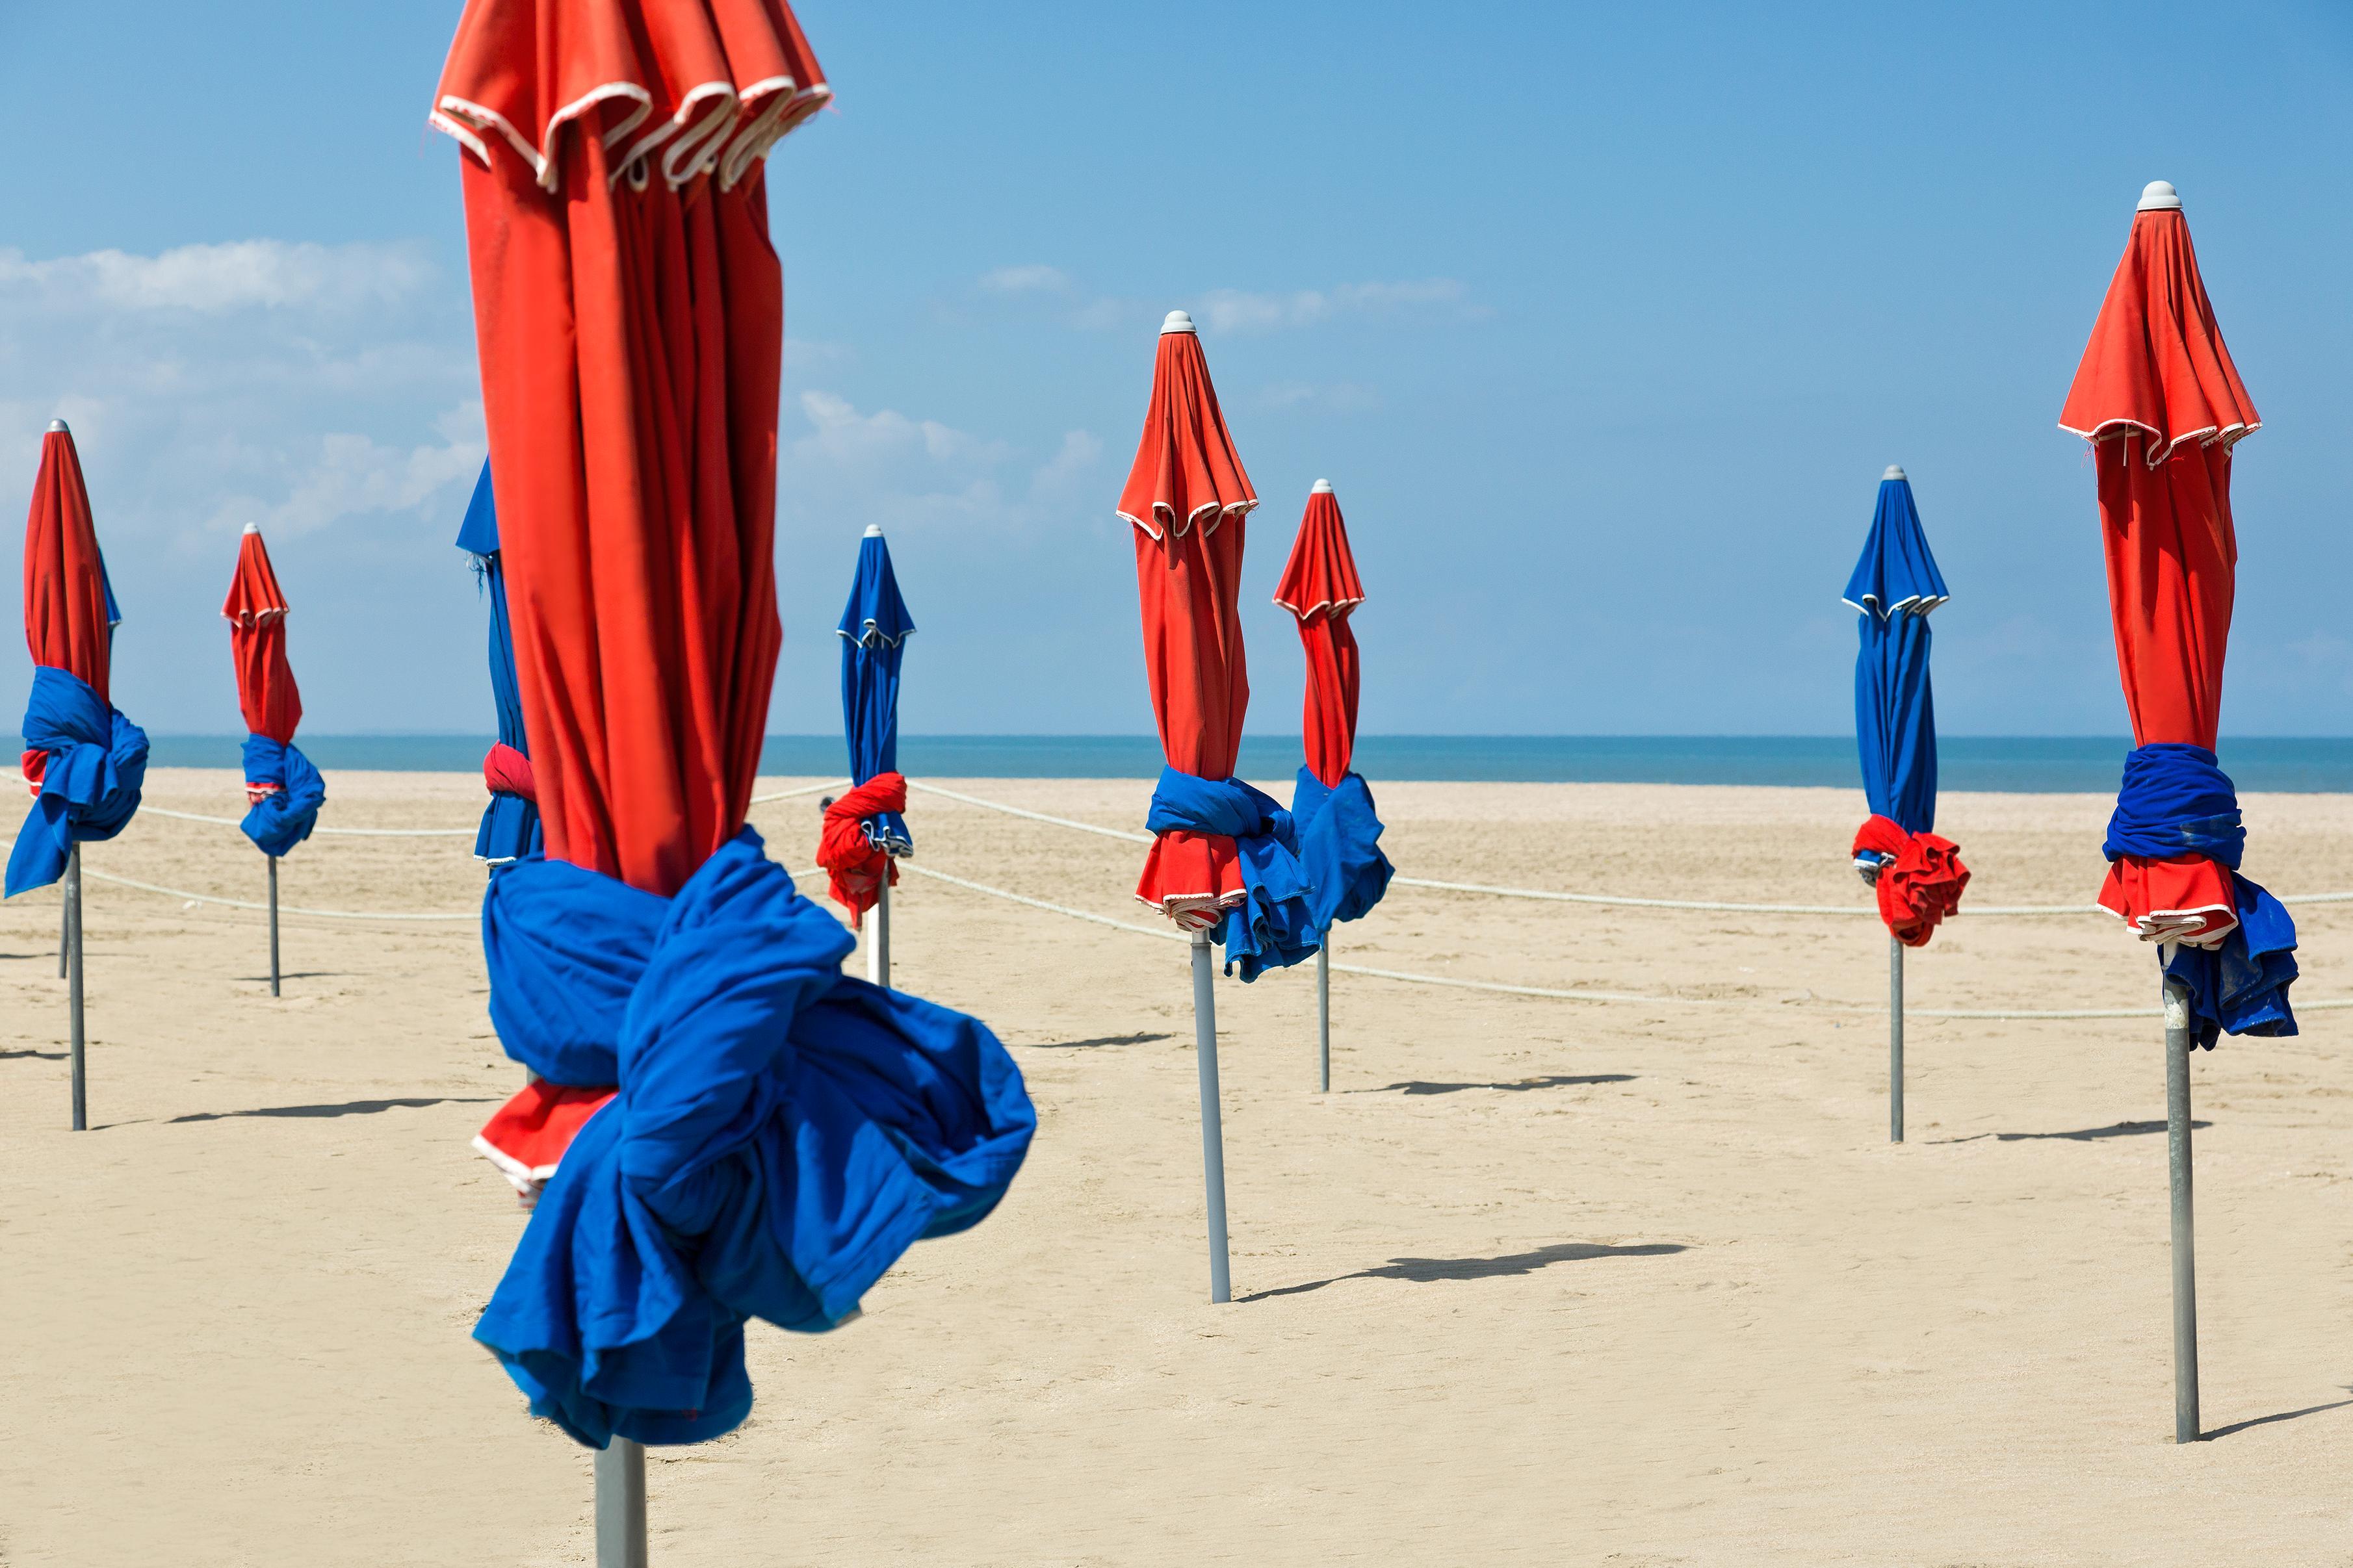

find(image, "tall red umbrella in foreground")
[11,420,146,1132]
[2060,179,2296,1445]
[223,524,324,997]
[1274,480,1392,1090]
[434,6,1034,1559]
[1123,311,1318,1304]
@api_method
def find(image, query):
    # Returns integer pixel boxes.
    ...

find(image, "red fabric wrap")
[1274,486,1367,790]
[472,1081,619,1203]
[22,750,46,798]
[222,528,302,745]
[2097,855,2238,947]
[482,741,537,802]
[1121,326,1258,919]
[1852,815,1970,947]
[816,772,905,927]
[23,426,112,700]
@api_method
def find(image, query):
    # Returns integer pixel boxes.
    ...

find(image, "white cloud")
[1255,380,1383,414]
[978,263,1072,294]
[793,391,1009,470]
[1198,278,1475,335]
[0,239,433,315]
[209,402,488,539]
[784,391,1102,540]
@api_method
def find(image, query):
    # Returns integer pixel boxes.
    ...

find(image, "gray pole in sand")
[267,855,281,998]
[66,844,86,1131]
[2162,964,2200,1443]
[867,871,890,988]
[1190,925,1232,1303]
[58,896,68,979]
[1316,934,1331,1092]
[594,1437,649,1567]
[1888,935,1904,1143]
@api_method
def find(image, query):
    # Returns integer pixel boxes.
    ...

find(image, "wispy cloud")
[783,390,1102,539]
[1254,380,1384,414]
[971,266,1481,337]
[0,239,433,315]
[205,403,488,539]
[978,263,1072,294]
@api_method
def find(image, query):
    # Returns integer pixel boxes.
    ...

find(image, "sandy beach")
[3,768,2349,1566]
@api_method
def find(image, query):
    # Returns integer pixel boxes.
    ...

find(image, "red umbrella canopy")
[434,0,829,897]
[1121,313,1258,920]
[23,424,111,700]
[1273,480,1367,788]
[222,525,301,745]
[2060,181,2258,943]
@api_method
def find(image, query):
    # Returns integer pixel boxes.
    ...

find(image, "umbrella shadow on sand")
[168,1096,499,1124]
[1,1048,70,1061]
[2202,1392,2353,1441]
[1354,1073,1635,1096]
[1032,1033,1173,1051]
[1928,1119,2210,1145]
[1244,1241,1687,1302]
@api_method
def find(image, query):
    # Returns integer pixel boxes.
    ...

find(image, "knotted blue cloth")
[457,463,542,864]
[1291,767,1392,933]
[239,736,324,858]
[473,826,1035,1448]
[838,531,915,856]
[6,667,148,897]
[2105,743,2296,1046]
[1145,767,1320,981]
[1846,470,1950,837]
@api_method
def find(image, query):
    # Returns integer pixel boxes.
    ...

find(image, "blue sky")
[2,1,2348,738]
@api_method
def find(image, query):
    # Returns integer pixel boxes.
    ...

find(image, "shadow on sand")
[2204,1395,2353,1441]
[0,1048,70,1061]
[1355,1073,1636,1096]
[169,1096,499,1124]
[1930,1119,2211,1145]
[1245,1240,1687,1302]
[1032,1032,1173,1050]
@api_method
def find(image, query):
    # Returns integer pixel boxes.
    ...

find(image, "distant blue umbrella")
[456,462,541,863]
[1845,466,1950,839]
[838,525,913,853]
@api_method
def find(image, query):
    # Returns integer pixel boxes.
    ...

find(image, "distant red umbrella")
[223,525,300,751]
[21,424,112,732]
[1123,310,1258,929]
[1272,480,1366,789]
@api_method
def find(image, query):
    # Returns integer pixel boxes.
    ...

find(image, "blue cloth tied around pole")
[838,532,915,857]
[239,736,324,858]
[1291,767,1393,933]
[1145,766,1320,981]
[473,825,1035,1448]
[6,666,148,897]
[2104,743,2296,1046]
[458,463,543,864]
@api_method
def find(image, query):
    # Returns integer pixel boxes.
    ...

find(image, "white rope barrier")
[81,868,479,921]
[750,780,848,806]
[905,779,1152,843]
[140,804,478,837]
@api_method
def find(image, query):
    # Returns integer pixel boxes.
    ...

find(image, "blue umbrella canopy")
[458,461,541,862]
[1845,467,1949,837]
[838,526,914,852]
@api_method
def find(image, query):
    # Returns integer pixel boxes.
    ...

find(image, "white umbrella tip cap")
[863,524,884,537]
[46,418,68,433]
[243,522,262,535]
[2138,180,2181,211]
[1160,310,1196,335]
[1882,465,1906,482]
[1311,479,1334,494]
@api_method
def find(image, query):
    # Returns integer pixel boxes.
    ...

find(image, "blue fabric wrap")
[7,667,148,897]
[1291,767,1393,932]
[457,462,542,862]
[473,826,1035,1448]
[2104,743,2296,1044]
[838,533,914,855]
[239,736,325,857]
[1145,766,1320,981]
[1847,475,1946,836]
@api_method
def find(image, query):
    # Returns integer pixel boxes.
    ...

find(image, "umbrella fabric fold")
[2062,193,2292,1045]
[10,426,146,899]
[1844,470,1966,945]
[224,526,323,856]
[833,529,913,859]
[456,462,542,864]
[437,0,1032,1446]
[1275,482,1390,934]
[817,773,905,928]
[1123,316,1316,974]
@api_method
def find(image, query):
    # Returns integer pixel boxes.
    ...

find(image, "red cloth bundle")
[816,771,906,927]
[21,750,44,797]
[471,1079,618,1206]
[2096,854,2238,947]
[1852,814,1970,947]
[482,741,536,803]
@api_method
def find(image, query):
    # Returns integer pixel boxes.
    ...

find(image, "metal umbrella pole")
[66,844,86,1131]
[267,855,282,998]
[1190,925,1232,1304]
[1315,933,1331,1092]
[868,869,890,988]
[2161,960,2200,1443]
[594,1437,648,1567]
[1888,935,1904,1143]
[57,896,68,979]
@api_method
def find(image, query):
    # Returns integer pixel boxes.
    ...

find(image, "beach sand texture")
[3,769,2350,1565]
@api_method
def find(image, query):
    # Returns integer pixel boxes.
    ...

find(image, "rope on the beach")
[79,868,480,921]
[130,778,844,840]
[902,778,2353,916]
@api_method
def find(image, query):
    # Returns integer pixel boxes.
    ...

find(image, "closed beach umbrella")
[816,524,913,983]
[225,523,324,997]
[1274,479,1392,1090]
[1841,466,1968,1142]
[10,420,148,1131]
[1122,310,1318,1304]
[2059,179,2294,1444]
[434,4,1034,1558]
[454,461,540,865]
